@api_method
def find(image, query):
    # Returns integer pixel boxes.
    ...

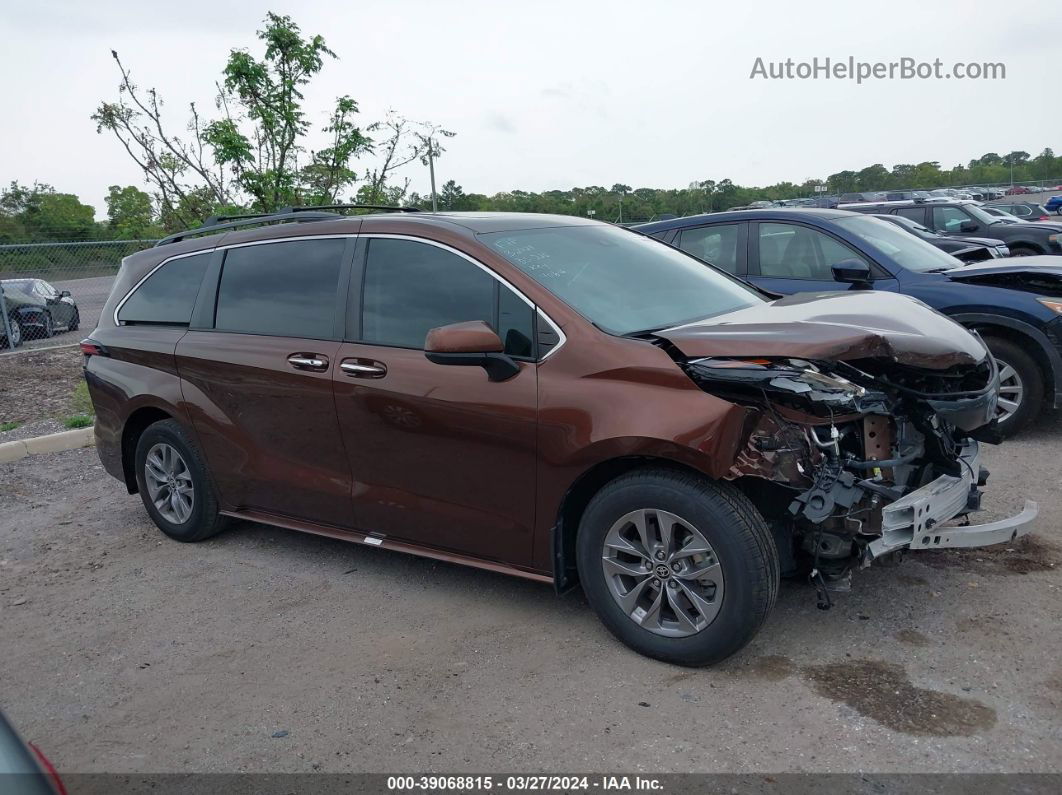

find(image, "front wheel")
[68,308,80,332]
[985,336,1043,436]
[2,316,21,349]
[134,419,228,542]
[39,311,54,339]
[576,468,779,666]
[1008,245,1039,257]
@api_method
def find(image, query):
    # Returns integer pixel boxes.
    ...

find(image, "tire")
[68,308,80,332]
[1008,245,1039,257]
[134,419,228,542]
[576,467,779,666]
[2,316,22,349]
[39,311,54,339]
[985,336,1043,436]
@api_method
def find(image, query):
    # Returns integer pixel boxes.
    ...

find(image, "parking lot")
[1,409,1060,774]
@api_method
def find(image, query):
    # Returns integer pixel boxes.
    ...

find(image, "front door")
[333,237,539,565]
[177,237,354,527]
[746,221,898,295]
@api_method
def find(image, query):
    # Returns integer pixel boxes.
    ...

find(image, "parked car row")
[81,204,1040,666]
[779,186,1062,212]
[636,206,1062,435]
[0,278,81,349]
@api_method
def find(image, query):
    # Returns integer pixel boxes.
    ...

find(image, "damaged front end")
[683,351,1038,593]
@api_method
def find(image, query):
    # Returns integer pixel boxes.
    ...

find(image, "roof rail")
[277,204,421,214]
[153,210,342,247]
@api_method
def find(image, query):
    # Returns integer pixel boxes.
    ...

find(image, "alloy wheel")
[601,508,724,638]
[995,360,1024,423]
[144,442,195,524]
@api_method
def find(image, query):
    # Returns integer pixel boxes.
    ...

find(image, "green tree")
[105,185,156,238]
[0,183,97,241]
[94,13,448,224]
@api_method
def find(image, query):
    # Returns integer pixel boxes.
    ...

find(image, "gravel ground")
[0,417,67,443]
[0,412,1060,775]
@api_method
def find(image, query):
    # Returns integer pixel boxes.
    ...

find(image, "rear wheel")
[134,419,228,542]
[985,336,1043,436]
[576,467,779,666]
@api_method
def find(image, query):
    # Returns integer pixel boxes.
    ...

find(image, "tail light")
[79,338,107,357]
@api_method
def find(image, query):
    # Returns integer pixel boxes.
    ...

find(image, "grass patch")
[0,421,20,432]
[63,415,94,429]
[71,381,94,416]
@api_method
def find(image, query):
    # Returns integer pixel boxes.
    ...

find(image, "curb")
[0,427,95,464]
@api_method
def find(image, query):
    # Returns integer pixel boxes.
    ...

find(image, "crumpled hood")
[657,291,989,370]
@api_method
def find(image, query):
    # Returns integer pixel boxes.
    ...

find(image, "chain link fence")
[0,239,157,351]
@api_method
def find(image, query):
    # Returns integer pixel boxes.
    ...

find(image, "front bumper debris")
[866,440,1038,560]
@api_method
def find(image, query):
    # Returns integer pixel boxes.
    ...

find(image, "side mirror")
[959,221,979,233]
[424,321,520,382]
[831,258,872,285]
[59,290,71,298]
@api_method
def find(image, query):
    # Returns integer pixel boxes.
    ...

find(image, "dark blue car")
[635,209,1062,435]
[1046,195,1062,215]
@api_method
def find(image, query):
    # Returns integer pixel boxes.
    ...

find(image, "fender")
[948,312,1062,407]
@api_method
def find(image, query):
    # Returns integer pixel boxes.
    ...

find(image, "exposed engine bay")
[646,291,1040,603]
[681,350,1037,599]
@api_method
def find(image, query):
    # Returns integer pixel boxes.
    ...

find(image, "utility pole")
[427,136,438,212]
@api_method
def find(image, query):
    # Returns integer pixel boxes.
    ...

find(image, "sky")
[3,0,1060,217]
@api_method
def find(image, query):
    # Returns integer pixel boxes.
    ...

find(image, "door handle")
[288,353,329,372]
[340,360,387,378]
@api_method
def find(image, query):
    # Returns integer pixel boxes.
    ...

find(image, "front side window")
[757,223,868,280]
[360,238,534,356]
[677,223,742,274]
[214,239,344,339]
[118,252,211,325]
[931,206,973,233]
[481,225,760,335]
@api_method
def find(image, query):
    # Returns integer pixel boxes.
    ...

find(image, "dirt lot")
[1,412,1061,774]
[0,345,85,427]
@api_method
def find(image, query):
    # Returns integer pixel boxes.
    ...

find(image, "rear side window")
[895,208,926,223]
[677,224,741,273]
[118,253,210,326]
[215,239,344,339]
[359,238,536,357]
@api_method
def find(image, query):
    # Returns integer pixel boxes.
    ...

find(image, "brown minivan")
[83,207,1037,665]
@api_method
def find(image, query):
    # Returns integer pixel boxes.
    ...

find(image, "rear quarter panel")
[85,326,190,483]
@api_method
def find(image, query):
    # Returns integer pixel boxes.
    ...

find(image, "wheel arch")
[953,314,1059,407]
[551,455,718,593]
[121,406,174,493]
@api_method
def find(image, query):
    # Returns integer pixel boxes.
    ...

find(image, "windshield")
[835,216,962,273]
[480,225,762,335]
